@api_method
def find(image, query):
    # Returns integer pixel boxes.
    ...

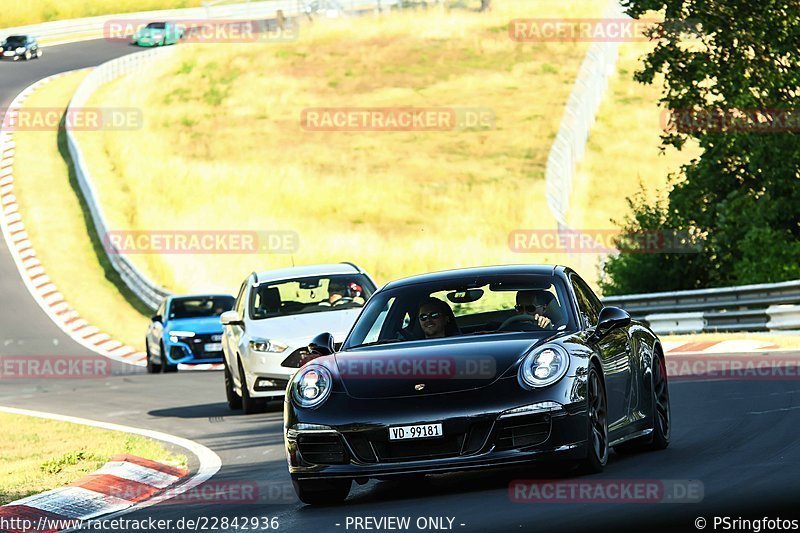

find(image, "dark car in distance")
[284,265,671,504]
[1,35,42,61]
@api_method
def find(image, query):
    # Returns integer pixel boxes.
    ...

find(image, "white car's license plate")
[204,343,223,352]
[3,51,15,56]
[389,423,443,441]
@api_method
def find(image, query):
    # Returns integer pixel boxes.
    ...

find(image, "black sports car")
[284,265,670,504]
[1,35,43,61]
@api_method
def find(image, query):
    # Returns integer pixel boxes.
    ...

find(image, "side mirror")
[151,314,162,323]
[592,306,631,340]
[220,310,243,326]
[308,332,335,357]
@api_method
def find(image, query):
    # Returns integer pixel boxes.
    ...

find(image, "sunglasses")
[418,312,443,322]
[515,303,547,313]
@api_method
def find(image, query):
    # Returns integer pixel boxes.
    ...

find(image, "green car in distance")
[132,22,184,47]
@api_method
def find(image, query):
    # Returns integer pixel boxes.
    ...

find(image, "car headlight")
[291,365,332,409]
[16,47,24,53]
[169,330,195,342]
[519,344,569,389]
[249,338,288,353]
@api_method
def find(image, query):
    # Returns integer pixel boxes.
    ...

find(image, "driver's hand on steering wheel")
[534,313,553,329]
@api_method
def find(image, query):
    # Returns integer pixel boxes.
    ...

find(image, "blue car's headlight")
[291,365,332,409]
[519,344,569,389]
[169,330,195,343]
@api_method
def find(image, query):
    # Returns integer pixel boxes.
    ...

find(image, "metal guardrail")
[545,0,626,229]
[63,0,395,311]
[603,280,800,333]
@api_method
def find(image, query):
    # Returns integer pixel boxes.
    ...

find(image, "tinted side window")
[570,275,601,327]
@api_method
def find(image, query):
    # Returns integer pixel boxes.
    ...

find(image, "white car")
[221,263,378,414]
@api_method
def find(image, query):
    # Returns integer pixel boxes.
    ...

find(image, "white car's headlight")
[249,338,288,353]
[519,344,569,389]
[291,365,332,409]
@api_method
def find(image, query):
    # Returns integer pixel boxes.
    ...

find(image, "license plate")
[204,343,222,352]
[3,52,15,56]
[389,423,443,441]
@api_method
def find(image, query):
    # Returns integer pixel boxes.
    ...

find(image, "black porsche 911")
[284,265,670,504]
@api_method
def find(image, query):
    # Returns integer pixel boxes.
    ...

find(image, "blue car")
[146,294,235,373]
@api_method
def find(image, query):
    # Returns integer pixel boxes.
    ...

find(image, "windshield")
[146,22,166,29]
[169,296,234,319]
[344,274,576,349]
[5,36,26,44]
[249,274,375,320]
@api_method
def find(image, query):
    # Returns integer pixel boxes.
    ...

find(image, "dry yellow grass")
[79,0,608,292]
[3,0,204,28]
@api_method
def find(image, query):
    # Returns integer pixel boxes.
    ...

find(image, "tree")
[601,0,800,295]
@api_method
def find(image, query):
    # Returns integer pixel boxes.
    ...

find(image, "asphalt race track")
[2,39,800,533]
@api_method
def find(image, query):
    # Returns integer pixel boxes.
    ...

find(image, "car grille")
[186,333,223,359]
[344,421,493,463]
[494,413,552,450]
[297,434,348,465]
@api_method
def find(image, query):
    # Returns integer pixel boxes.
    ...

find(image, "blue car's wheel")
[161,341,178,373]
[146,340,161,374]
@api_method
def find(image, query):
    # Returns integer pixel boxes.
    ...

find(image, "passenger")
[515,290,558,330]
[417,297,459,339]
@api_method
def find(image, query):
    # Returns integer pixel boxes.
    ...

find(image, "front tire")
[225,358,242,410]
[238,358,264,414]
[146,340,161,374]
[578,365,608,474]
[24,50,31,60]
[160,342,178,373]
[36,49,42,58]
[292,478,351,505]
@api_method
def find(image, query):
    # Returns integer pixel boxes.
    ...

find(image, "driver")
[319,280,364,307]
[514,290,558,330]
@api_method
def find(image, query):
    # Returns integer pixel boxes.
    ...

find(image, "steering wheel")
[497,314,539,331]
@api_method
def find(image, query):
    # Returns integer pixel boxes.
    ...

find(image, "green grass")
[0,413,185,505]
[78,0,608,292]
[11,71,152,351]
[3,0,204,27]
